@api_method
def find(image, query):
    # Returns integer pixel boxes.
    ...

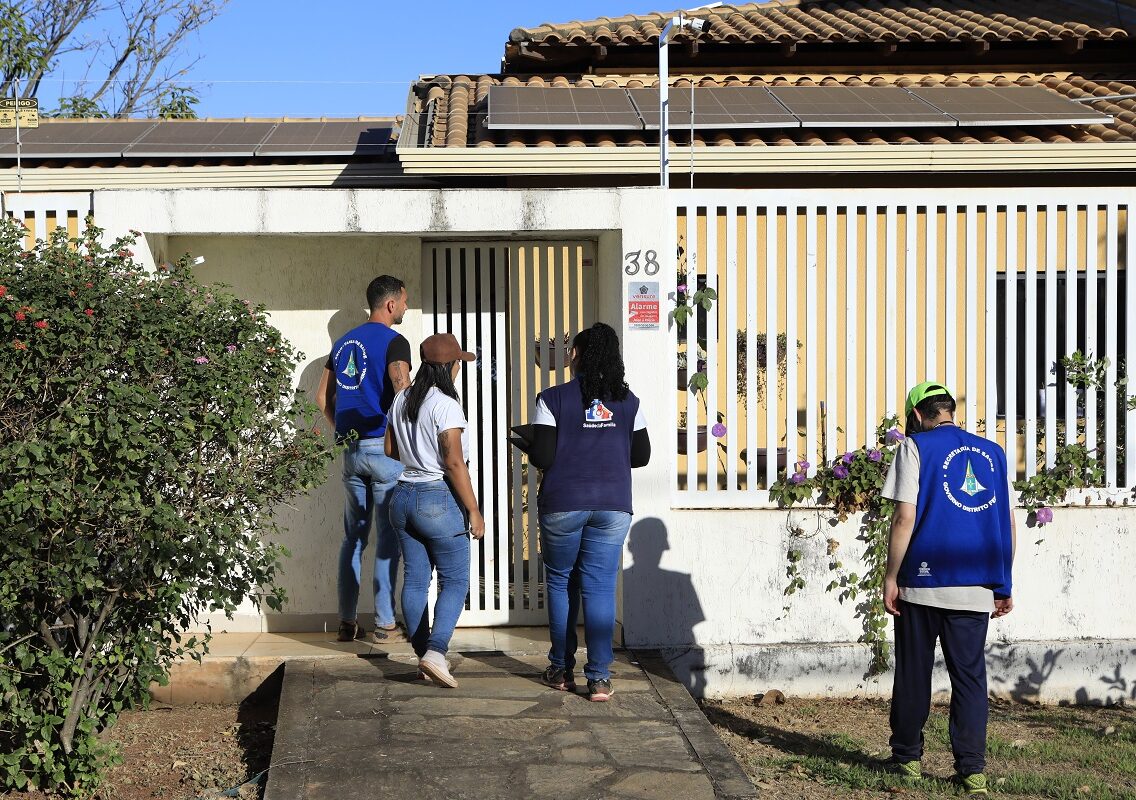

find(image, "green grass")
[708,699,1136,799]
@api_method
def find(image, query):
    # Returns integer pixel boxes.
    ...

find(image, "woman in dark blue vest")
[528,323,651,702]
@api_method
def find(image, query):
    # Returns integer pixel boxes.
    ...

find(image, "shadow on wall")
[988,641,1136,706]
[266,307,370,631]
[622,517,707,698]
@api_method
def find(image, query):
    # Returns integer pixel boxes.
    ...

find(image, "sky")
[43,1,669,119]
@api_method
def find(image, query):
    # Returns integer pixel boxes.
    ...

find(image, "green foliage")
[0,218,334,796]
[50,97,109,119]
[156,87,199,119]
[770,416,903,676]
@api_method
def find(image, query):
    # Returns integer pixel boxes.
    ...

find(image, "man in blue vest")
[882,382,1016,796]
[317,276,412,643]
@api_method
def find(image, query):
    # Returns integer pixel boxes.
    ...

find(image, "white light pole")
[658,5,716,188]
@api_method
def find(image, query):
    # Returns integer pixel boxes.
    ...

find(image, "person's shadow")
[622,517,707,698]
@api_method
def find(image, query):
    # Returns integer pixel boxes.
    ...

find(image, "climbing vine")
[770,416,904,676]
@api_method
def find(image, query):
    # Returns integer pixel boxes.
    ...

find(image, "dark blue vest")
[331,322,400,439]
[903,425,1014,597]
[537,378,639,514]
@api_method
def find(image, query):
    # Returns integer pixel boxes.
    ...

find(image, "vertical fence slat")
[864,207,878,443]
[706,208,720,493]
[745,207,758,488]
[825,209,838,461]
[984,206,998,441]
[1105,204,1119,486]
[925,205,939,391]
[884,206,898,419]
[684,209,699,491]
[1085,207,1099,465]
[785,207,799,468]
[805,207,818,473]
[1044,205,1058,467]
[765,206,780,486]
[944,206,959,399]
[1065,207,1079,449]
[965,206,979,432]
[846,207,859,449]
[905,206,917,395]
[1005,207,1019,484]
[492,247,508,613]
[1023,206,1039,477]
[725,206,739,491]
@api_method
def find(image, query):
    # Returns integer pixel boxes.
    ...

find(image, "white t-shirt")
[387,387,468,483]
[533,396,648,430]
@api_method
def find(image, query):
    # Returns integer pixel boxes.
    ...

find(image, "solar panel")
[769,86,950,128]
[256,121,394,156]
[630,87,799,129]
[487,86,642,130]
[123,121,276,156]
[0,120,159,158]
[905,86,1114,127]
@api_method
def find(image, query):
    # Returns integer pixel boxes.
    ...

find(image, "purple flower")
[789,472,806,485]
[712,422,727,438]
[194,356,209,364]
[885,427,905,445]
[795,460,810,473]
[841,452,854,465]
[226,344,237,353]
[868,449,883,463]
[833,465,850,479]
[676,283,688,294]
[1035,507,1054,525]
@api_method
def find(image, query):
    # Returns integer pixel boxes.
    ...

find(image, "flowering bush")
[0,218,333,795]
[769,416,904,675]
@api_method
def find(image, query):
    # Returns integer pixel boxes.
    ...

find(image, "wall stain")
[428,190,451,231]
[345,191,360,231]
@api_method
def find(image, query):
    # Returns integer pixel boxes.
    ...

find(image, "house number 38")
[623,249,660,276]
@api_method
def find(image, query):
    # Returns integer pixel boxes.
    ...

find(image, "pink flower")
[194,356,209,364]
[885,427,905,445]
[789,472,806,485]
[712,422,727,438]
[1035,507,1054,525]
[226,344,237,353]
[0,285,6,298]
[33,320,47,330]
[84,308,94,316]
[833,464,850,479]
[868,449,883,462]
[14,311,25,321]
[676,283,688,293]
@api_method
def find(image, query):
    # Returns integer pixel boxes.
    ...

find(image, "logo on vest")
[334,340,368,391]
[583,399,616,428]
[918,561,931,577]
[940,445,998,513]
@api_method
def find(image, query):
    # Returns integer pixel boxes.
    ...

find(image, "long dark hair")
[573,322,629,406]
[404,361,459,424]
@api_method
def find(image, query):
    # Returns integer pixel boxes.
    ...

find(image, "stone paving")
[264,648,756,800]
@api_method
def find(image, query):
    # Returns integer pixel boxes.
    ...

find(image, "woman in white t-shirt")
[385,333,484,688]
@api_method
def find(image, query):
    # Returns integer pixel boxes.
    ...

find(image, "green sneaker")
[958,773,989,795]
[889,759,922,781]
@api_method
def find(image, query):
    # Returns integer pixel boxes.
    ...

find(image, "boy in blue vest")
[882,382,1016,796]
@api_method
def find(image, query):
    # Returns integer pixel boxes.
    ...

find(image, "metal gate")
[424,241,596,626]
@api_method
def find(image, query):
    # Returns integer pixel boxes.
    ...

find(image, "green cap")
[905,381,952,418]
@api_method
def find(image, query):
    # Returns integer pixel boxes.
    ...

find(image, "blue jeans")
[339,438,403,628]
[539,510,632,682]
[389,480,471,657]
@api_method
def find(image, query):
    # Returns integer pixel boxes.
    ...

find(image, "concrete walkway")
[245,634,756,800]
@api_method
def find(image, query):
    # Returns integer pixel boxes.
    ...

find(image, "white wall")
[94,187,1136,702]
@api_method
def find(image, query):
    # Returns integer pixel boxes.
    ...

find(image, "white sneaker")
[418,650,458,688]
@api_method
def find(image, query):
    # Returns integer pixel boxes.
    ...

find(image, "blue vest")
[537,378,639,514]
[330,322,401,439]
[902,425,1014,597]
